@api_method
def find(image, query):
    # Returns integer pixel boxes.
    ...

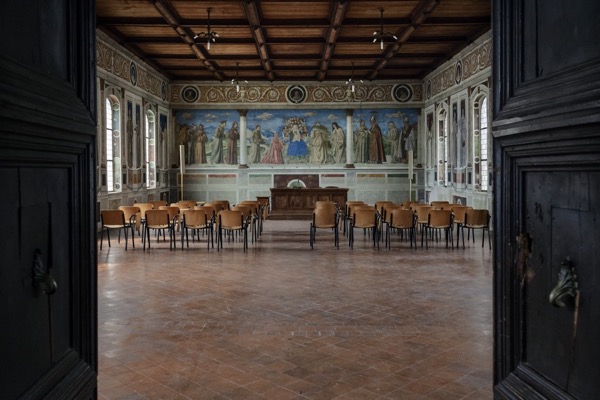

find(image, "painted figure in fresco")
[225,121,240,165]
[309,122,331,165]
[127,106,133,167]
[187,123,197,164]
[458,101,467,168]
[331,122,346,164]
[388,121,401,163]
[135,105,141,168]
[210,120,226,164]
[261,132,284,164]
[450,103,458,168]
[249,124,264,163]
[368,115,386,164]
[354,119,369,163]
[286,122,308,158]
[195,124,208,164]
[403,121,416,160]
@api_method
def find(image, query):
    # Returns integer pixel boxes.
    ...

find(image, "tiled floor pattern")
[98,220,493,399]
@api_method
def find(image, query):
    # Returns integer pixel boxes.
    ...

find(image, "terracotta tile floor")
[98,220,493,399]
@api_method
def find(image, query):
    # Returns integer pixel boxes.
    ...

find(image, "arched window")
[145,109,156,189]
[105,95,122,192]
[436,102,449,187]
[472,87,490,191]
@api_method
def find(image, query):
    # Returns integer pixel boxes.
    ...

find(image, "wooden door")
[493,1,600,398]
[0,1,97,399]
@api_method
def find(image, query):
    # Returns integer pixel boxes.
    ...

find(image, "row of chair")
[100,198,268,252]
[309,199,491,250]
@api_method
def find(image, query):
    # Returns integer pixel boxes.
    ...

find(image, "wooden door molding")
[0,0,97,398]
[493,1,600,398]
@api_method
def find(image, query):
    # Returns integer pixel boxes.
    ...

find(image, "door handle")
[549,257,577,308]
[32,249,57,295]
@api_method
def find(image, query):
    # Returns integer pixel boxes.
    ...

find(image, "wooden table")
[269,187,348,220]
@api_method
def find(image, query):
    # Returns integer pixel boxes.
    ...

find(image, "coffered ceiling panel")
[96,0,491,83]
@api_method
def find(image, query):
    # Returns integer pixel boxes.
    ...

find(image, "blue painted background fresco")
[174,108,419,165]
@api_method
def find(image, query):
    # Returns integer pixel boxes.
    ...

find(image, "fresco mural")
[174,108,419,166]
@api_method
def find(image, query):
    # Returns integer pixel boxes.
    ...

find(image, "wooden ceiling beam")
[317,0,350,81]
[243,0,275,81]
[145,0,226,81]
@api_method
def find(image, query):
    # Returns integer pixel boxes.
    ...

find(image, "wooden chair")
[462,209,491,249]
[344,201,366,235]
[142,209,174,250]
[310,205,339,249]
[423,209,454,249]
[134,202,154,235]
[232,205,255,243]
[159,205,181,233]
[430,200,450,210]
[386,208,417,249]
[180,209,213,250]
[217,210,248,251]
[240,200,263,237]
[380,203,402,238]
[349,206,379,250]
[411,204,433,237]
[148,200,167,209]
[450,205,472,246]
[100,209,132,250]
[118,205,140,241]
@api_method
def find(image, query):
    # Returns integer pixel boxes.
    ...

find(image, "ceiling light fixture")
[373,8,398,50]
[345,62,363,93]
[231,62,248,92]
[193,8,219,50]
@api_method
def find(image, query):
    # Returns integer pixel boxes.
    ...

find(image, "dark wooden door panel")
[0,0,97,399]
[523,171,600,398]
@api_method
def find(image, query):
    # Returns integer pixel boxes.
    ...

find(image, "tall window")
[105,95,122,192]
[473,94,489,191]
[437,104,449,187]
[145,110,156,189]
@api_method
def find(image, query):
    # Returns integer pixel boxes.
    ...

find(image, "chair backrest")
[239,200,260,215]
[315,200,337,209]
[195,204,216,220]
[159,205,180,222]
[430,200,450,210]
[210,201,230,212]
[441,203,462,210]
[148,200,167,209]
[381,203,402,222]
[218,210,244,229]
[450,206,472,224]
[413,205,433,223]
[374,200,394,215]
[182,209,208,228]
[231,205,253,220]
[312,206,338,228]
[389,209,415,228]
[352,207,377,228]
[345,200,365,213]
[135,203,154,218]
[144,209,170,228]
[464,209,490,228]
[347,202,368,218]
[118,206,140,223]
[428,209,453,228]
[101,209,126,227]
[401,200,420,209]
[172,200,196,210]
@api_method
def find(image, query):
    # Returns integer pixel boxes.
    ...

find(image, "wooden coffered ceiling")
[96,0,491,83]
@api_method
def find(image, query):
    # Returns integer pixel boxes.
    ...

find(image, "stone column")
[344,109,355,168]
[238,109,248,168]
